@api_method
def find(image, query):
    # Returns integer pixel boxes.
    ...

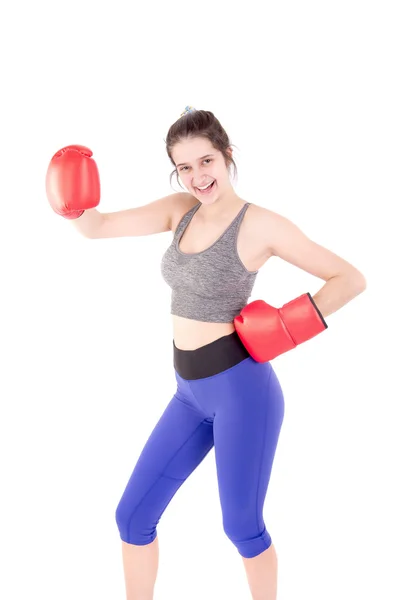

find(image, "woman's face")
[172,136,232,204]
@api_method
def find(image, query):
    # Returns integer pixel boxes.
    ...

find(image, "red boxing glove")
[234,293,328,363]
[46,145,101,219]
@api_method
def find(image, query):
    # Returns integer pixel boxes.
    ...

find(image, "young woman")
[46,107,366,600]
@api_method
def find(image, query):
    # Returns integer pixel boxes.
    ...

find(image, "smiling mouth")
[196,181,215,193]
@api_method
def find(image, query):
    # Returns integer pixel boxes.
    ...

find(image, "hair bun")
[180,105,196,117]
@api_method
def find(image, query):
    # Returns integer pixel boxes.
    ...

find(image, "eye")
[179,158,212,172]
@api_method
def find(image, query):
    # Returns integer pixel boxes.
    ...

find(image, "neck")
[197,188,244,221]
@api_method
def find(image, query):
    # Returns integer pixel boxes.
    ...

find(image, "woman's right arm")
[71,192,196,239]
[70,207,106,238]
[46,146,197,238]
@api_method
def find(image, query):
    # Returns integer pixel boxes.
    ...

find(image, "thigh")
[212,361,285,525]
[117,391,214,524]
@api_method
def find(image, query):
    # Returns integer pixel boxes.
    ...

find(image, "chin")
[195,187,219,204]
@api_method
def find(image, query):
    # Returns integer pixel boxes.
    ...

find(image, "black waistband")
[173,331,250,380]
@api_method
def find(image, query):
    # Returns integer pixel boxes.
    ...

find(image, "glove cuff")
[62,210,85,220]
[279,292,327,346]
[306,292,327,329]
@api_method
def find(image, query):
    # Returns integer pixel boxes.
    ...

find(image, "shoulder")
[243,202,299,258]
[170,192,200,233]
[246,202,284,226]
[244,202,284,240]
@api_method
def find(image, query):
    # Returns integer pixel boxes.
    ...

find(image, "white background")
[0,1,398,599]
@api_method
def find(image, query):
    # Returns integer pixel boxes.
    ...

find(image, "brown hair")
[165,109,238,189]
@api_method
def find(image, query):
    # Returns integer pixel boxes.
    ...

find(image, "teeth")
[198,181,213,190]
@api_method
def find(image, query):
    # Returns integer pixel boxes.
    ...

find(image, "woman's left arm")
[258,208,367,318]
[234,207,367,363]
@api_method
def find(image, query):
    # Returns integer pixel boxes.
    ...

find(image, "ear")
[226,147,234,168]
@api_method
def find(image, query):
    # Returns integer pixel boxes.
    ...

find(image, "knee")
[115,497,131,541]
[115,499,157,547]
[223,514,272,559]
[115,498,128,538]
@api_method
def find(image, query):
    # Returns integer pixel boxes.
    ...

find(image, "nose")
[192,173,210,187]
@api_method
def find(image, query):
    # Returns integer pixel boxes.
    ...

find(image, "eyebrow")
[176,154,214,168]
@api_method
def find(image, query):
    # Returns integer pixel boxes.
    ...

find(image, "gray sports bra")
[160,202,258,323]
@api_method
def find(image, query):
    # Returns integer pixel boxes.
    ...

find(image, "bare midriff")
[172,315,235,350]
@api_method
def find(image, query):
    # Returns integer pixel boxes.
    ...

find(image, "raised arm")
[77,192,195,239]
[46,144,196,239]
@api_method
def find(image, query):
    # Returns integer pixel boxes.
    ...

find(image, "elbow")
[349,269,367,296]
[336,268,367,299]
[355,272,367,293]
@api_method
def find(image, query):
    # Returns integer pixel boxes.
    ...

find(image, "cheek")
[215,167,229,182]
[179,173,192,185]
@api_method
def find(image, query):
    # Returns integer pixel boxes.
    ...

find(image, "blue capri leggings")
[115,331,285,559]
